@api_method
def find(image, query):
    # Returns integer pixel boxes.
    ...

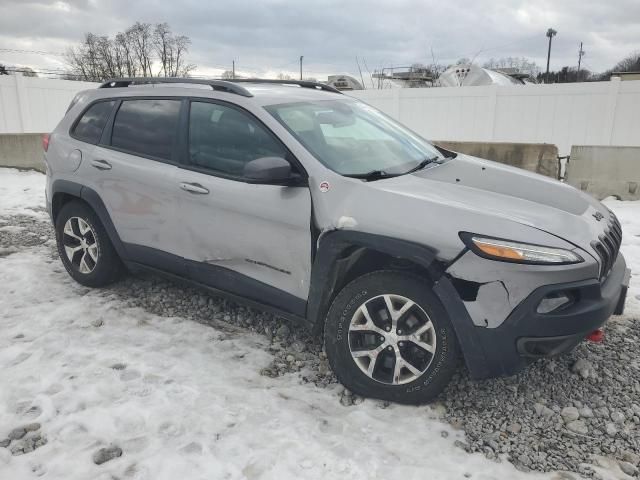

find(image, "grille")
[591,212,622,281]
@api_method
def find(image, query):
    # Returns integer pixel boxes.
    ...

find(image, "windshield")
[265,98,444,176]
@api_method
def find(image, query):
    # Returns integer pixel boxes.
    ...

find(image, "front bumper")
[514,254,629,359]
[435,253,630,379]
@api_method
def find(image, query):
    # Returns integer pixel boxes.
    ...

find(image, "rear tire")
[324,270,460,404]
[55,200,124,287]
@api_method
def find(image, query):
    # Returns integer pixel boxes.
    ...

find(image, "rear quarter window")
[71,100,116,144]
[111,99,181,161]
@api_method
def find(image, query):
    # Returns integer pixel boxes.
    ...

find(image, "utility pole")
[232,60,235,79]
[299,56,303,80]
[577,42,585,82]
[545,28,557,83]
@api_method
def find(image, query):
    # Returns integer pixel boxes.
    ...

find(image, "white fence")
[0,75,97,134]
[350,78,640,156]
[1,76,640,157]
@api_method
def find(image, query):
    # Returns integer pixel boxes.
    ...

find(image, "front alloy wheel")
[324,270,460,404]
[349,294,437,385]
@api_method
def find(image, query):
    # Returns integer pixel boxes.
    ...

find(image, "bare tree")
[66,21,196,81]
[589,51,640,81]
[172,34,196,76]
[154,23,172,77]
[115,31,139,77]
[535,66,593,83]
[611,51,640,73]
[483,57,541,77]
[220,70,234,79]
[128,22,154,77]
[277,72,293,80]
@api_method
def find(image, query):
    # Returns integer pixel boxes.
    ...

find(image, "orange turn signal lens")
[466,235,583,264]
[473,240,525,261]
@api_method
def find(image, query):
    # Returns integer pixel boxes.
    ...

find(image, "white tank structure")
[326,74,364,91]
[438,64,526,87]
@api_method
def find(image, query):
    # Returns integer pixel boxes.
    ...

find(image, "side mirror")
[244,157,295,184]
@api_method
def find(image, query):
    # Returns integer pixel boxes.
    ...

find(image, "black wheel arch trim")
[308,230,441,332]
[50,179,129,262]
[308,229,490,377]
[431,275,493,378]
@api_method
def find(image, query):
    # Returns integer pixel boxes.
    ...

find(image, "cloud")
[0,0,637,77]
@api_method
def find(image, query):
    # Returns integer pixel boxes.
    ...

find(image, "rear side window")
[111,99,181,161]
[72,101,115,144]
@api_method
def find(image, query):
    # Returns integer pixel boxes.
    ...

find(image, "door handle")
[180,182,209,195]
[91,159,112,170]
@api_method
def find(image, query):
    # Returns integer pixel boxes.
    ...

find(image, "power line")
[0,47,66,56]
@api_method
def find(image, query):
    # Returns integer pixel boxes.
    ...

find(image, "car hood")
[368,154,610,254]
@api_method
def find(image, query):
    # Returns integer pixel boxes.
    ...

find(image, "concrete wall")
[435,141,558,178]
[0,133,559,178]
[566,146,640,200]
[0,134,45,172]
[0,75,97,134]
[2,135,637,202]
[350,78,640,157]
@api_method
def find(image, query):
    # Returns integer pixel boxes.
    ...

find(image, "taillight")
[42,134,50,152]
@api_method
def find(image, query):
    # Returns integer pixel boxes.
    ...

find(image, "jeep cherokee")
[44,78,631,404]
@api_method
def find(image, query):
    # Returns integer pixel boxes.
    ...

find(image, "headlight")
[460,233,583,265]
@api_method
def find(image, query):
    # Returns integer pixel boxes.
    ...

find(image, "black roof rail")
[99,77,253,97]
[228,78,342,94]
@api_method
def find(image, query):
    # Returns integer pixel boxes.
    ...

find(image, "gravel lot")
[2,205,639,479]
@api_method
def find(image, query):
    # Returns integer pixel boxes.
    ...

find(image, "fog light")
[537,292,572,314]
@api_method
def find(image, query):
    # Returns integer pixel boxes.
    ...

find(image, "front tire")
[324,270,460,404]
[55,200,124,287]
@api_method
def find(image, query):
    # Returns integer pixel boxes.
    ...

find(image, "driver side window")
[188,101,287,177]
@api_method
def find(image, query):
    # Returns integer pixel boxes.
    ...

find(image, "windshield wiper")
[344,155,444,181]
[402,155,443,175]
[343,170,399,181]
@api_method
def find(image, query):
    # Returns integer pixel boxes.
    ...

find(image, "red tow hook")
[586,328,605,343]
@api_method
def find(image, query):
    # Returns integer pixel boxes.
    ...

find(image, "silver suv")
[45,78,630,403]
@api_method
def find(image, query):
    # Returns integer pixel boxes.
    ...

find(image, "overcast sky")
[0,0,638,79]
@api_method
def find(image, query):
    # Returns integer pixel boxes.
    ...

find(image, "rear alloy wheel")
[62,217,100,274]
[55,200,124,287]
[324,270,460,404]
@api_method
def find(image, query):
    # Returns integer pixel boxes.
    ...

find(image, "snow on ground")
[0,170,549,479]
[0,169,47,218]
[0,168,638,480]
[603,198,640,316]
